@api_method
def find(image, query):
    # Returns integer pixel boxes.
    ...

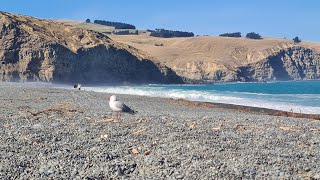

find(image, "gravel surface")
[1,83,320,179]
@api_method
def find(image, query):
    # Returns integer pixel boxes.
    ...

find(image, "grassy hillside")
[54,18,320,82]
[110,34,320,72]
[110,34,290,70]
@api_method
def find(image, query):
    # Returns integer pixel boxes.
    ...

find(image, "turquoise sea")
[7,81,319,114]
[83,81,320,114]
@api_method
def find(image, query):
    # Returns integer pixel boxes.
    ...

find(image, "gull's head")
[109,95,117,101]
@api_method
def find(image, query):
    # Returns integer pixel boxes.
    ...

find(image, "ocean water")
[5,81,319,114]
[82,81,320,114]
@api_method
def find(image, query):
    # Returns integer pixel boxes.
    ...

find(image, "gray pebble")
[31,123,43,129]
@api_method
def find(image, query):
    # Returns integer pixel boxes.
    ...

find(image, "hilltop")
[54,19,145,35]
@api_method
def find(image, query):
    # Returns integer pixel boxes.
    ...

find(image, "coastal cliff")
[111,35,320,83]
[190,46,320,82]
[0,12,182,84]
[1,11,320,84]
[235,46,320,82]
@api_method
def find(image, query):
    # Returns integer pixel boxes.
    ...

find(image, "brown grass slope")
[109,34,320,82]
[111,34,293,69]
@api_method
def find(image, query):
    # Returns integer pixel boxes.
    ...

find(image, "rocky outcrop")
[235,46,320,82]
[170,46,320,83]
[0,12,182,84]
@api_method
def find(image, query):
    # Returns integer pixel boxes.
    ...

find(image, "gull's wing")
[114,101,135,114]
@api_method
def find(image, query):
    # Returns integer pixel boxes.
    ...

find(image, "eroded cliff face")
[235,46,320,82]
[171,46,320,83]
[0,12,182,84]
[110,34,314,83]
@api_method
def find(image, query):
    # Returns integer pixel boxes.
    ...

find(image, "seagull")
[108,95,136,121]
[74,83,81,90]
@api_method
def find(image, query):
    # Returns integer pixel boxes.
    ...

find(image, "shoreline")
[168,98,320,120]
[1,82,320,118]
[1,84,320,178]
[2,81,320,117]
[80,81,320,115]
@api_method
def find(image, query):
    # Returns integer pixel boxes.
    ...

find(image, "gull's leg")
[113,112,116,120]
[114,112,120,122]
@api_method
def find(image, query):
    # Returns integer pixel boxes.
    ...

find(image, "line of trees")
[149,29,194,38]
[93,20,136,29]
[86,19,303,43]
[218,32,262,39]
[219,32,241,37]
[245,32,262,39]
[219,32,302,43]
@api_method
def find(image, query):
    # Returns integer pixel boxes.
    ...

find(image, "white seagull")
[73,83,81,90]
[108,95,136,121]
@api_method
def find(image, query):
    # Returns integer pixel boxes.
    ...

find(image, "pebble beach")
[1,83,320,179]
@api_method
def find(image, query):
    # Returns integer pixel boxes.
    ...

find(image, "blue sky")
[1,0,319,41]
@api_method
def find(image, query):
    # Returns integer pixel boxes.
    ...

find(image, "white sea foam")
[83,85,320,114]
[4,82,319,114]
